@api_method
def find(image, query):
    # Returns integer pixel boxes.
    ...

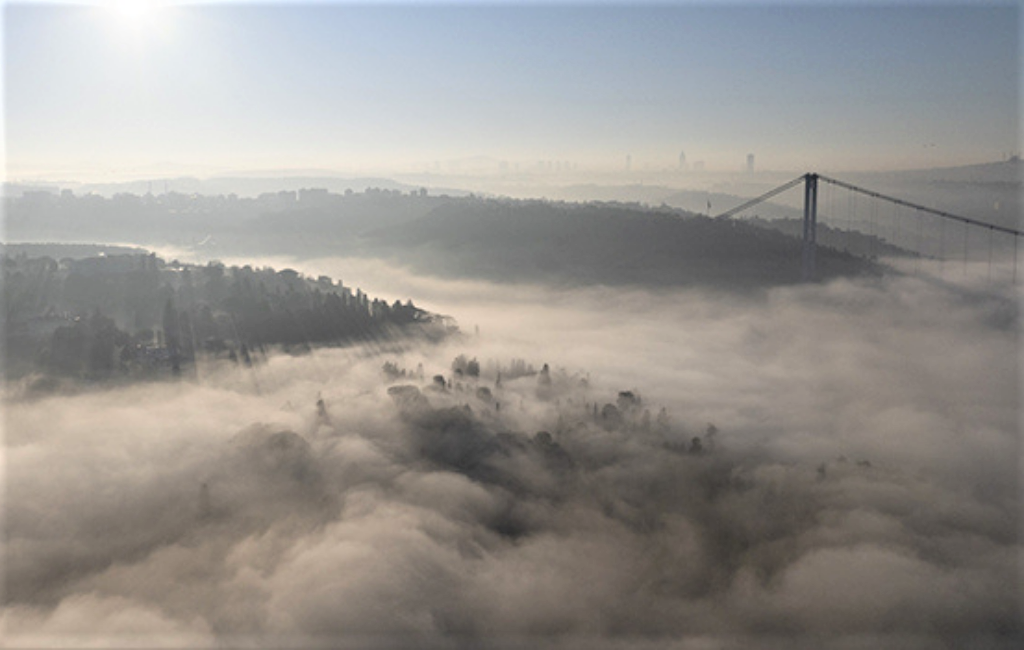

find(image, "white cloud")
[3,267,1019,647]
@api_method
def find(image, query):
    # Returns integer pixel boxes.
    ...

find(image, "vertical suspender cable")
[1013,235,1018,284]
[823,183,831,248]
[822,181,829,247]
[817,173,1024,283]
[846,189,854,253]
[869,197,877,259]
[915,210,923,273]
[938,215,945,278]
[988,227,993,283]
[892,203,899,251]
[825,182,831,246]
[896,204,903,260]
[963,222,969,278]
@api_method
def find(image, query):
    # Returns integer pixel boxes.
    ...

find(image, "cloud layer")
[3,268,1019,648]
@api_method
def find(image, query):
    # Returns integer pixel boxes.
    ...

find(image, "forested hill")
[4,188,881,290]
[3,187,451,258]
[3,251,452,382]
[362,199,876,288]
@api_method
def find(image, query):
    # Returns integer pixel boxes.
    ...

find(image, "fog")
[3,259,1020,648]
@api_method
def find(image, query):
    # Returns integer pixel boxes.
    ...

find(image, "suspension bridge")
[714,173,1023,286]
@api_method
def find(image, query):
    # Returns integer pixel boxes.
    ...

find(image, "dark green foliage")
[3,252,447,381]
[42,310,129,379]
[5,189,878,291]
[365,199,877,289]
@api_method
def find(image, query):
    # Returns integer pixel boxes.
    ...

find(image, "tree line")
[3,251,451,381]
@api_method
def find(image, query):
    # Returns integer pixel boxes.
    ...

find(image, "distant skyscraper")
[678,150,687,170]
[746,153,755,173]
[626,154,632,172]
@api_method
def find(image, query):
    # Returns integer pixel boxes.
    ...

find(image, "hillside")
[2,251,451,383]
[361,199,875,289]
[3,189,879,291]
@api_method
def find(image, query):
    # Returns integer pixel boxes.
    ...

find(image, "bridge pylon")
[801,173,818,282]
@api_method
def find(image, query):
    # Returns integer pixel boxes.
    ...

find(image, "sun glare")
[105,0,161,33]
[99,0,179,48]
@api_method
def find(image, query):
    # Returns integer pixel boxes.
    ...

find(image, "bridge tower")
[801,173,818,282]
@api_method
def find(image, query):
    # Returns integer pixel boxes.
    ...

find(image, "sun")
[104,0,161,33]
[100,0,177,46]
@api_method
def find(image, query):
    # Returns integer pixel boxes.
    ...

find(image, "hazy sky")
[4,0,1019,179]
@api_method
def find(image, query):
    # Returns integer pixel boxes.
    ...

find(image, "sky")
[3,0,1020,181]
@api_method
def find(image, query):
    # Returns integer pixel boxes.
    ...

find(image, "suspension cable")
[818,174,1023,238]
[709,173,1022,286]
[713,175,806,219]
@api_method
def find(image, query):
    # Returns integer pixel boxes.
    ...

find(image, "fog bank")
[3,268,1019,647]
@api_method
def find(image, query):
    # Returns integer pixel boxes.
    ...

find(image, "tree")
[656,407,670,432]
[705,423,718,451]
[162,297,180,353]
[86,310,118,377]
[538,363,551,386]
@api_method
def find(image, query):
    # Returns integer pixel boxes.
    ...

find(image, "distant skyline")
[4,1,1019,182]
